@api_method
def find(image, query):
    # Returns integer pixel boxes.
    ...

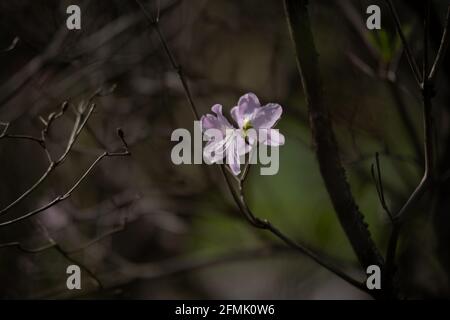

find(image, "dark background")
[0,0,449,299]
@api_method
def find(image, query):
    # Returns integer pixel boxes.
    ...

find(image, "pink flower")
[201,104,249,175]
[231,93,285,147]
[201,93,284,176]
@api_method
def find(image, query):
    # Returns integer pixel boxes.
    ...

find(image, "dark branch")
[283,0,384,273]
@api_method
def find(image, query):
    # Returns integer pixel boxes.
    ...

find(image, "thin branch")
[0,160,55,216]
[0,102,77,216]
[0,134,130,228]
[0,241,55,253]
[1,36,19,52]
[232,167,368,292]
[0,87,130,227]
[0,91,110,217]
[0,28,67,107]
[55,245,104,290]
[384,1,446,293]
[428,6,450,82]
[346,52,376,77]
[341,2,424,164]
[337,1,380,62]
[239,146,255,182]
[0,209,131,254]
[371,152,393,222]
[385,81,423,163]
[385,0,423,86]
[135,0,200,120]
[0,192,139,293]
[391,2,436,225]
[0,225,103,289]
[423,0,431,82]
[0,132,45,147]
[44,244,305,299]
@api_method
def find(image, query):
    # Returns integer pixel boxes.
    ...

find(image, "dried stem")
[0,135,130,228]
[0,90,131,227]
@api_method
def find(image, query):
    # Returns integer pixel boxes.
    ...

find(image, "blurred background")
[0,0,449,299]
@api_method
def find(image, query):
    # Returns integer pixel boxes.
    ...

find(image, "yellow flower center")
[242,118,253,135]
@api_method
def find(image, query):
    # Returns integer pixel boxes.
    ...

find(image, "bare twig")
[341,1,423,165]
[135,0,200,120]
[385,0,423,85]
[0,203,132,254]
[0,130,130,228]
[44,244,303,299]
[1,37,19,52]
[0,88,130,227]
[384,1,448,295]
[391,1,436,225]
[428,6,450,82]
[233,166,367,292]
[0,29,67,108]
[0,192,139,292]
[0,132,45,147]
[386,81,423,163]
[0,88,118,217]
[0,101,87,215]
[371,153,393,222]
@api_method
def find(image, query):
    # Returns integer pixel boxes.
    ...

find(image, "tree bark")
[283,0,384,272]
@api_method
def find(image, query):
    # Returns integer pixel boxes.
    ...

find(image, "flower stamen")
[242,118,253,136]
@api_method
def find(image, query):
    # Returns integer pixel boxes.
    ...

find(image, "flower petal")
[203,139,227,164]
[211,104,233,130]
[236,93,260,122]
[201,104,234,138]
[226,137,241,176]
[224,130,252,175]
[235,130,252,156]
[260,128,285,146]
[252,103,282,129]
[230,106,242,128]
[201,114,219,131]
